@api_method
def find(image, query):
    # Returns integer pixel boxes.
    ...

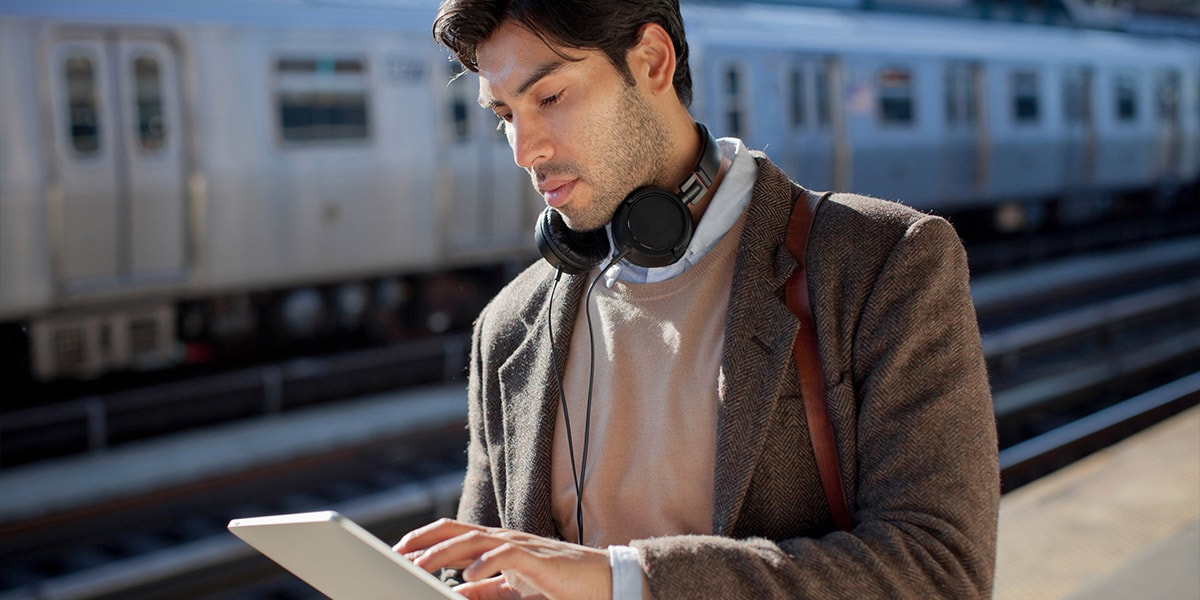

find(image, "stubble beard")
[556,84,672,233]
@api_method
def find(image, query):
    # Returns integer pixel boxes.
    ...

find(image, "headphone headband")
[678,122,722,205]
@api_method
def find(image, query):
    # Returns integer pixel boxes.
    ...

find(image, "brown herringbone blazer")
[459,153,999,598]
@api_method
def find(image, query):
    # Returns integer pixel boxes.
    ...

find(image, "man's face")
[475,21,670,232]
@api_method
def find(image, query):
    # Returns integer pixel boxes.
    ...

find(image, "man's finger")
[463,542,529,582]
[413,530,518,574]
[393,518,485,553]
[452,574,519,600]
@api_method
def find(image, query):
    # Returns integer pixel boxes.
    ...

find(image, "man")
[395,1,999,598]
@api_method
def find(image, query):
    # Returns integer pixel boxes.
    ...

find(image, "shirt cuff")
[608,545,644,600]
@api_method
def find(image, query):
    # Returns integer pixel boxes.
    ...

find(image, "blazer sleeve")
[632,214,1000,599]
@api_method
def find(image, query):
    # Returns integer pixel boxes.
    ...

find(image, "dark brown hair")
[433,0,693,106]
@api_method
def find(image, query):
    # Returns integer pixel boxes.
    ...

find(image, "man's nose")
[508,115,551,170]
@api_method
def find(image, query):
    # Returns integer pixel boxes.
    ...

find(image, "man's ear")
[627,22,676,97]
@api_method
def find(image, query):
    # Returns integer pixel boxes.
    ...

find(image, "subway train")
[1,0,1197,384]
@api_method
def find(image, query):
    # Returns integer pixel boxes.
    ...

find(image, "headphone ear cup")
[535,207,611,275]
[611,188,693,268]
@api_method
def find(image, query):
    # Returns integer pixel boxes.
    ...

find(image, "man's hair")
[433,0,693,106]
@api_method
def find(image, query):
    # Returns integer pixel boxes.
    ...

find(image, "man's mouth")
[539,179,577,208]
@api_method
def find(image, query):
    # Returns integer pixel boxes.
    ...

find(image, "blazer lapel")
[496,270,587,538]
[713,157,803,536]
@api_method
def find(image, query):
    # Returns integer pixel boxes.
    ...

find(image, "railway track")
[2,233,1199,599]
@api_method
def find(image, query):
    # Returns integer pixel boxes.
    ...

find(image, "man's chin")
[556,209,610,234]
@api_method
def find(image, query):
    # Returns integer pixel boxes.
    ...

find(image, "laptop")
[228,510,466,599]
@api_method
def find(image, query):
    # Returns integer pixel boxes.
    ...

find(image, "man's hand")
[394,518,612,600]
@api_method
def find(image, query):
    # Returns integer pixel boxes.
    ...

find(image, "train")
[1,0,1197,386]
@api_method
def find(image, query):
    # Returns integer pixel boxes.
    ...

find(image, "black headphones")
[535,122,722,275]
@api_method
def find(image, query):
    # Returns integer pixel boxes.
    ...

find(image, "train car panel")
[188,26,443,291]
[986,61,1063,203]
[1058,63,1097,196]
[47,35,124,286]
[37,24,192,298]
[433,60,538,265]
[735,50,840,194]
[0,19,53,320]
[0,18,50,319]
[115,35,188,281]
[1092,66,1156,191]
[939,60,989,209]
[844,54,946,208]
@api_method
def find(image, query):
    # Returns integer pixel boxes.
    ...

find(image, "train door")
[782,57,837,192]
[1154,69,1183,182]
[1061,66,1096,190]
[438,61,526,260]
[48,32,187,292]
[941,61,987,205]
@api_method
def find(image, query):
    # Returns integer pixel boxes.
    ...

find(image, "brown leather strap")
[784,189,853,532]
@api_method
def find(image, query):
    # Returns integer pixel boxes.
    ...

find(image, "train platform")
[993,404,1200,600]
[0,384,468,524]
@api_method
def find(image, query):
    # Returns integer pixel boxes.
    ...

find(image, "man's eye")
[539,93,560,108]
[494,112,512,131]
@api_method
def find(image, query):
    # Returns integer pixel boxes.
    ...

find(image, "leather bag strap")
[784,188,853,532]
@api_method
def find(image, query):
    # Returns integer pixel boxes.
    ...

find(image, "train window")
[1115,73,1138,122]
[878,68,914,125]
[723,65,745,137]
[64,55,100,154]
[1012,71,1039,123]
[275,56,370,143]
[133,56,166,151]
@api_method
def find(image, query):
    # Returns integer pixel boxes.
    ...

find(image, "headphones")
[535,122,722,275]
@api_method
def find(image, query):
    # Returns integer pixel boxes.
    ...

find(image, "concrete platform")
[994,405,1200,599]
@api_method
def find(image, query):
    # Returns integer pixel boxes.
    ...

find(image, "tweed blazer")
[459,153,999,599]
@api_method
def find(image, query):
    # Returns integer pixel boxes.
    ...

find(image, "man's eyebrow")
[478,59,567,109]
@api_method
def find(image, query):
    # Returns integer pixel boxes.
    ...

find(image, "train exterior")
[683,3,1200,221]
[1,0,1198,384]
[0,0,537,383]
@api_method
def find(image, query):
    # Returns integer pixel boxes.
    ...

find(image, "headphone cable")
[546,267,584,544]
[546,251,628,546]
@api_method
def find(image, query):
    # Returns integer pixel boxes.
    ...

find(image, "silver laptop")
[228,511,466,599]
